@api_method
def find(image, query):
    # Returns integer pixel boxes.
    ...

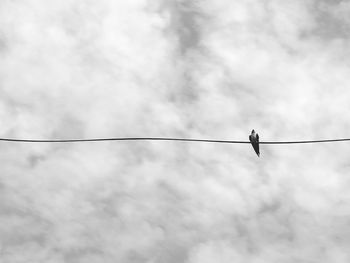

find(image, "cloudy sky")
[1,0,350,262]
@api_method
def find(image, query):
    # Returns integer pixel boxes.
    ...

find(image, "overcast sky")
[1,0,350,262]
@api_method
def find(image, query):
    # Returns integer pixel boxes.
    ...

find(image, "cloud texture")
[1,0,350,262]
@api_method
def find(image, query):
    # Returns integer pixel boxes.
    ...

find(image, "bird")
[249,129,260,157]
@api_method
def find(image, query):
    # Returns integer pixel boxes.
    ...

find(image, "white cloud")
[0,0,350,262]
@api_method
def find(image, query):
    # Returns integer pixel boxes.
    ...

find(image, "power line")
[0,137,350,144]
[0,137,248,143]
[261,138,350,144]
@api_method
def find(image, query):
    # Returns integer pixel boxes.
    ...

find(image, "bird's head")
[251,129,255,134]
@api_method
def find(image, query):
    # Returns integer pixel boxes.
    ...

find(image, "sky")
[1,0,350,262]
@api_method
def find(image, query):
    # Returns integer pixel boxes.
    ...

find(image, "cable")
[0,137,350,144]
[261,138,350,144]
[0,137,248,143]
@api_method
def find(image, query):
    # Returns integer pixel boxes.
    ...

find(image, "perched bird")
[249,129,260,157]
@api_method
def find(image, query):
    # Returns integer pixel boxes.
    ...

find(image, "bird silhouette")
[249,129,260,157]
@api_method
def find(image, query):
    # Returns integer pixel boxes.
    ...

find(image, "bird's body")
[249,130,260,157]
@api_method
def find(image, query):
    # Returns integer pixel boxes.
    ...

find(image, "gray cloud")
[0,0,350,262]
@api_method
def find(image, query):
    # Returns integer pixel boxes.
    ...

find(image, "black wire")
[261,138,350,144]
[0,137,248,143]
[0,137,350,144]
